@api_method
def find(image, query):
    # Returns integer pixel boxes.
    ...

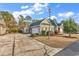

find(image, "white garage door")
[32,28,39,33]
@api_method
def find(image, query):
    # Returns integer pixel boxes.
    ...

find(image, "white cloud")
[32,3,48,12]
[21,5,29,9]
[40,18,43,19]
[13,9,34,22]
[58,13,63,17]
[13,3,48,21]
[56,5,60,8]
[58,12,74,17]
[50,16,57,20]
[32,3,42,12]
[38,11,44,14]
[13,10,34,16]
[66,12,74,17]
[77,13,79,15]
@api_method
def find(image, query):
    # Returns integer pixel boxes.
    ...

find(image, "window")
[42,27,47,31]
[45,27,47,31]
[42,27,43,31]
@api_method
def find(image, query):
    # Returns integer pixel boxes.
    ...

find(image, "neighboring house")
[0,12,6,35]
[19,21,29,34]
[30,18,58,35]
[0,19,6,35]
[25,16,32,25]
[20,16,32,33]
[58,22,64,34]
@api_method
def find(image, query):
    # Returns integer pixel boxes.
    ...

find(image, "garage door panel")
[32,28,39,33]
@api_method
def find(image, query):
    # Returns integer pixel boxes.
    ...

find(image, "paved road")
[54,40,79,56]
[0,33,61,56]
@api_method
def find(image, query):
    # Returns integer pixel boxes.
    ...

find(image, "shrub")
[55,30,58,34]
[8,27,18,33]
[41,31,46,36]
[31,33,39,37]
[30,34,34,37]
[35,33,39,35]
[18,30,22,33]
[46,31,54,36]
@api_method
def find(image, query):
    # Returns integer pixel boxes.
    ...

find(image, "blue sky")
[0,3,79,24]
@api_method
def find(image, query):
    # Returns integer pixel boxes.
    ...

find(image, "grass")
[70,34,79,39]
[33,34,78,48]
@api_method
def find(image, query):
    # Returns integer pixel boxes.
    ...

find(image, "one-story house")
[19,20,30,34]
[30,18,61,35]
[58,22,64,34]
[19,16,32,34]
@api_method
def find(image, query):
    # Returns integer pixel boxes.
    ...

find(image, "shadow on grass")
[59,36,77,39]
[32,37,76,48]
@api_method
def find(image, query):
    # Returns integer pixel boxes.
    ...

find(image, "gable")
[41,19,50,25]
[59,23,63,28]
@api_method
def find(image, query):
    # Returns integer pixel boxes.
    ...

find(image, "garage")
[32,27,39,34]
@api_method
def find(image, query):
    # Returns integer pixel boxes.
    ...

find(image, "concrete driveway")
[0,33,61,56]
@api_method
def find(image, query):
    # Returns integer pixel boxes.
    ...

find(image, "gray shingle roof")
[30,20,43,26]
[30,18,58,26]
[50,19,58,26]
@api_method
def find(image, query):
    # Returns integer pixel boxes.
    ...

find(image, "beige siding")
[41,19,50,25]
[39,19,55,33]
[40,25,49,31]
[40,25,54,32]
[0,26,6,35]
[59,23,64,34]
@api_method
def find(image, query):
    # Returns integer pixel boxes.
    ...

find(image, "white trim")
[31,25,40,28]
[40,19,52,26]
